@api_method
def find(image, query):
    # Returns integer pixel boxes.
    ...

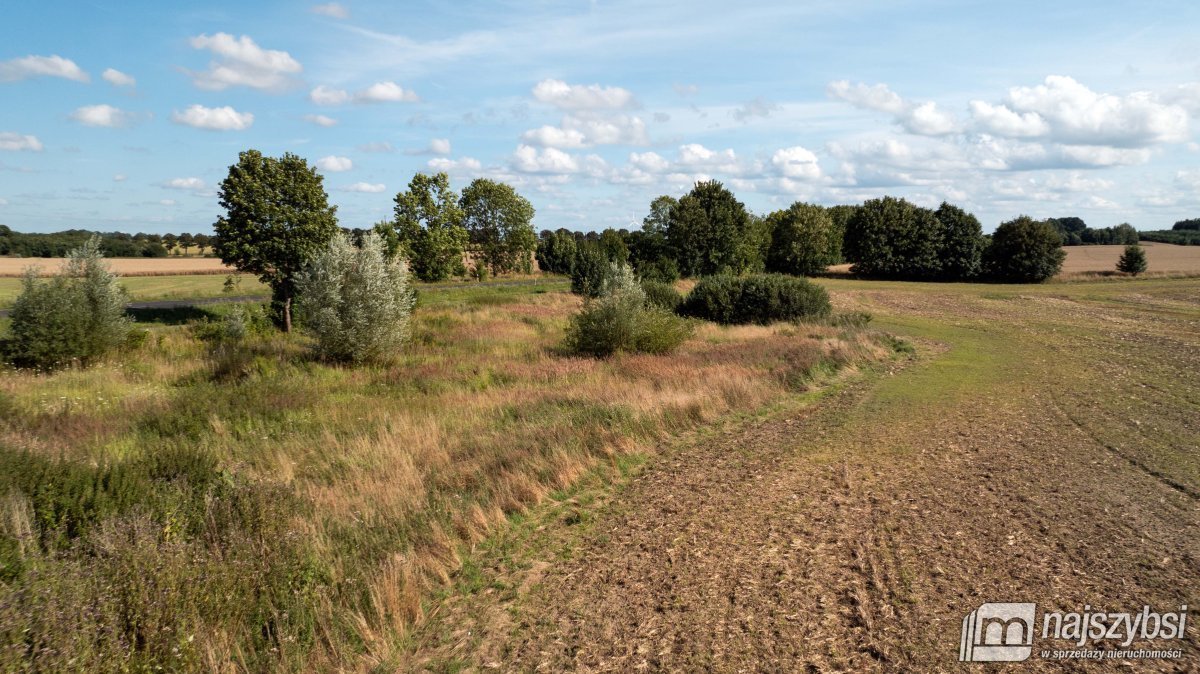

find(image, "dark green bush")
[641,280,683,311]
[679,274,832,324]
[570,243,611,297]
[566,264,693,357]
[984,216,1066,283]
[766,203,841,276]
[1116,244,1148,275]
[635,256,680,283]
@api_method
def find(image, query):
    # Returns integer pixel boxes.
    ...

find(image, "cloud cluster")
[828,81,960,136]
[309,81,419,105]
[171,104,254,131]
[343,182,387,193]
[70,104,138,128]
[0,55,89,83]
[0,132,43,151]
[188,33,302,92]
[316,155,353,172]
[521,78,648,149]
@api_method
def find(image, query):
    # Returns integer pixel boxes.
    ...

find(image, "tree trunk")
[283,296,292,333]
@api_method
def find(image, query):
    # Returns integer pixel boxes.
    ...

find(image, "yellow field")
[1060,241,1200,275]
[0,256,234,277]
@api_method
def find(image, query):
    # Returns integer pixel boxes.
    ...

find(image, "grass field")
[0,280,892,671]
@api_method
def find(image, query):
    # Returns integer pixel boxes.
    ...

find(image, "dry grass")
[0,256,234,277]
[0,285,892,671]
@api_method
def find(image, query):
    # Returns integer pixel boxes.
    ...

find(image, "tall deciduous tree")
[666,181,761,277]
[392,172,469,282]
[460,178,537,275]
[765,202,841,276]
[984,215,1066,283]
[844,196,943,279]
[934,202,985,280]
[214,150,339,331]
[536,228,578,275]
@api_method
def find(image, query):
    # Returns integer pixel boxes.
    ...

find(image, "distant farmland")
[1059,241,1200,275]
[0,256,233,277]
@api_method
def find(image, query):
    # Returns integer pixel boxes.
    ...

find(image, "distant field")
[1060,241,1200,274]
[0,256,233,277]
[0,273,265,307]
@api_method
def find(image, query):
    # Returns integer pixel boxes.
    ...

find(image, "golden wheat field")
[0,256,234,277]
[1058,241,1200,275]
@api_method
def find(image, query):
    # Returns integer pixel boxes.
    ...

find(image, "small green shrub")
[1116,244,1148,275]
[679,273,832,324]
[4,236,131,369]
[566,263,693,357]
[636,256,680,283]
[641,280,683,311]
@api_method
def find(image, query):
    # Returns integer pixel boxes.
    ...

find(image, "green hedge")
[679,274,831,324]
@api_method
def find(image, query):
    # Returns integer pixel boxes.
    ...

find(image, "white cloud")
[101,68,135,88]
[969,101,1049,137]
[771,146,821,179]
[629,151,670,173]
[678,143,737,167]
[304,114,338,127]
[113,174,127,182]
[70,104,136,128]
[355,81,418,103]
[532,79,636,110]
[0,132,43,151]
[512,144,580,173]
[0,55,88,83]
[188,33,302,92]
[344,182,386,193]
[171,104,254,131]
[827,80,960,136]
[310,81,418,105]
[673,83,699,97]
[357,141,395,153]
[731,96,780,123]
[310,2,349,19]
[164,177,206,191]
[969,135,1151,171]
[521,125,587,148]
[429,138,451,155]
[316,155,353,172]
[428,156,482,172]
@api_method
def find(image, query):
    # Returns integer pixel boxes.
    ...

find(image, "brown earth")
[410,278,1200,672]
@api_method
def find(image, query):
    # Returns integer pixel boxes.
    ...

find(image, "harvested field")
[1059,241,1200,276]
[0,256,233,277]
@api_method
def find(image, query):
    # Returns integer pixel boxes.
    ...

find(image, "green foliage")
[598,229,630,265]
[1116,244,1148,275]
[844,196,944,279]
[934,202,985,279]
[0,227,193,258]
[4,236,131,369]
[635,256,680,283]
[536,228,578,275]
[765,202,841,276]
[666,181,763,276]
[294,232,417,363]
[679,273,832,324]
[392,172,469,282]
[628,195,679,281]
[1050,217,1140,245]
[1173,218,1200,231]
[641,279,683,311]
[213,150,340,331]
[570,242,612,297]
[983,216,1066,283]
[1139,229,1200,245]
[565,263,693,357]
[460,178,537,274]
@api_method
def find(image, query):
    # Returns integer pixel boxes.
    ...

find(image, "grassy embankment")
[0,279,892,671]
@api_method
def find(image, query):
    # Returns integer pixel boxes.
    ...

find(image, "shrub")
[984,216,1066,283]
[565,263,693,357]
[294,231,417,363]
[570,243,611,297]
[679,273,832,324]
[641,280,683,311]
[766,202,841,276]
[4,235,131,369]
[1116,244,1148,275]
[635,256,680,283]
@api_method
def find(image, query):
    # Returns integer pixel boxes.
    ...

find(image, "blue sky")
[2,0,1199,235]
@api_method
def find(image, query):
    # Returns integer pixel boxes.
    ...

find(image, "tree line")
[539,181,1070,286]
[0,226,215,258]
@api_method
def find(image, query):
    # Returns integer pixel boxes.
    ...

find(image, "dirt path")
[413,280,1200,672]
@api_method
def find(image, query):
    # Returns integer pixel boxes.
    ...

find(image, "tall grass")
[0,286,889,670]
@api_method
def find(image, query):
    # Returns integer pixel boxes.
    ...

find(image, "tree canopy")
[391,172,469,282]
[460,178,537,275]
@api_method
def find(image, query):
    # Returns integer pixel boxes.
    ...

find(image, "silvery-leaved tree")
[213,150,340,332]
[6,235,130,369]
[294,231,417,363]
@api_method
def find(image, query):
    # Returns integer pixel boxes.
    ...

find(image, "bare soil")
[411,279,1200,672]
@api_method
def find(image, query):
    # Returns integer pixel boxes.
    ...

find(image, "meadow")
[0,279,893,671]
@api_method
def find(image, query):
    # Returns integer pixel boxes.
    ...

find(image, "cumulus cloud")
[972,75,1188,147]
[677,143,737,168]
[429,138,451,155]
[0,54,88,83]
[171,104,254,131]
[303,114,338,127]
[0,132,43,151]
[70,104,137,128]
[532,79,637,110]
[771,146,822,179]
[827,80,960,136]
[343,182,386,193]
[969,134,1151,171]
[309,81,418,105]
[629,151,670,173]
[428,156,482,172]
[315,155,353,172]
[357,141,395,153]
[731,96,780,123]
[164,177,206,191]
[188,33,302,92]
[310,2,349,18]
[513,145,579,173]
[102,68,135,88]
[523,114,647,149]
[521,125,587,148]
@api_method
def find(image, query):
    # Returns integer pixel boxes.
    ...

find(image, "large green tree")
[536,228,578,275]
[666,181,762,277]
[843,196,943,279]
[934,202,985,280]
[460,178,537,275]
[984,216,1066,283]
[392,172,469,282]
[765,203,841,276]
[214,150,339,331]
